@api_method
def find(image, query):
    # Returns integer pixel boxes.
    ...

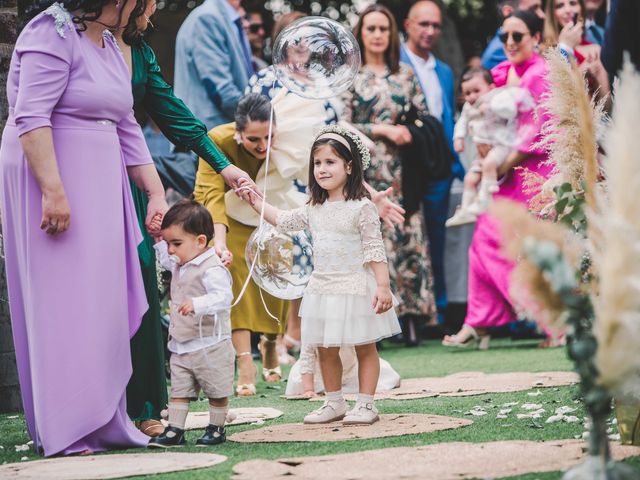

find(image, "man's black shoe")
[196,424,226,446]
[148,425,186,448]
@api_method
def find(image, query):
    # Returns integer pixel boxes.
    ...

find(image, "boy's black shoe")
[148,426,186,448]
[196,424,226,446]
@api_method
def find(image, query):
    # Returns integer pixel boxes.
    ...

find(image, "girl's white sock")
[325,390,345,405]
[209,405,228,427]
[356,393,375,405]
[168,402,190,430]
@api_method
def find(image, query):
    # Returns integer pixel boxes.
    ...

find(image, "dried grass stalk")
[536,49,604,212]
[592,62,640,399]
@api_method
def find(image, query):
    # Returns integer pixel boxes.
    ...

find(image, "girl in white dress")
[240,125,401,425]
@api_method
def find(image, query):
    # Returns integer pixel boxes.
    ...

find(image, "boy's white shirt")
[154,241,233,354]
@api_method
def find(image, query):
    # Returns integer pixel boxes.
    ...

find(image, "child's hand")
[454,138,465,153]
[372,285,393,314]
[147,212,163,235]
[178,298,195,316]
[235,178,262,205]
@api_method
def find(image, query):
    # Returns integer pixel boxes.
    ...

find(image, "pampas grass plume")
[593,61,640,399]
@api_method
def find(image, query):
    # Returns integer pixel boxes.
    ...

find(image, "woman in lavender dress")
[0,1,167,456]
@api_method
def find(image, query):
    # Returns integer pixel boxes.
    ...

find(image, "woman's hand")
[576,43,601,64]
[454,138,465,153]
[370,187,405,228]
[221,164,254,190]
[214,240,233,267]
[372,285,393,314]
[145,194,169,235]
[558,20,583,50]
[374,124,412,146]
[41,186,71,235]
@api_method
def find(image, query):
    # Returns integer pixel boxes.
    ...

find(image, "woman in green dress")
[115,0,252,436]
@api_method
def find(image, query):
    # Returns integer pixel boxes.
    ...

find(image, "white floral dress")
[276,198,401,347]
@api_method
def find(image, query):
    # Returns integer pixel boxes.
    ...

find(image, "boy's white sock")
[209,405,228,427]
[325,390,346,406]
[168,402,190,430]
[356,393,375,405]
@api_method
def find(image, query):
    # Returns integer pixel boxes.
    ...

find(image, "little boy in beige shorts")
[149,200,234,448]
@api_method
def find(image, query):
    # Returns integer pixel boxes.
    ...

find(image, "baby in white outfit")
[447,67,533,227]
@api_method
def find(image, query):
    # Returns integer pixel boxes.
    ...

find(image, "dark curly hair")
[122,0,149,45]
[19,0,136,33]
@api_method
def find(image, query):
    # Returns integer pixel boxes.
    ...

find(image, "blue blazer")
[400,45,462,178]
[174,0,250,130]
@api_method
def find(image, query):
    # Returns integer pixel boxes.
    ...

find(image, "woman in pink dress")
[443,10,553,349]
[0,1,167,455]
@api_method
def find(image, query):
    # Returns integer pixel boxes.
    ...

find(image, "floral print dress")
[341,64,437,321]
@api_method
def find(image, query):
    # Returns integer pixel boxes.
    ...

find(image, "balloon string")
[230,87,281,326]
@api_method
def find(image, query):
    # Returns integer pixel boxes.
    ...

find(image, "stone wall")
[0,0,21,413]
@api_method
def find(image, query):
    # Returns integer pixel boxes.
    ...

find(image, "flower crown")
[315,125,371,170]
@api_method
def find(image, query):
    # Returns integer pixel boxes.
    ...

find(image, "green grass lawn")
[1,339,638,479]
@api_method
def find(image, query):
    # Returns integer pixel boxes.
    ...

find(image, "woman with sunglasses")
[112,0,255,436]
[543,0,610,104]
[443,10,555,349]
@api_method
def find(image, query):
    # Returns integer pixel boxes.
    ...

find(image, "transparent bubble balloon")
[245,223,313,300]
[272,16,361,100]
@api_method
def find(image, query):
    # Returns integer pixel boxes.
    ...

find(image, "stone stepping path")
[232,439,640,479]
[0,452,226,480]
[285,371,579,401]
[228,414,472,443]
[161,407,283,430]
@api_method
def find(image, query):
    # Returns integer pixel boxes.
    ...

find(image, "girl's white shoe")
[342,402,379,425]
[303,401,347,424]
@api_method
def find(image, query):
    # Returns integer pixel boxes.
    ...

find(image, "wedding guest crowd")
[0,0,626,456]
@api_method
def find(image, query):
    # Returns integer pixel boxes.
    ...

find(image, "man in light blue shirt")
[174,0,255,130]
[481,0,545,69]
[584,0,606,45]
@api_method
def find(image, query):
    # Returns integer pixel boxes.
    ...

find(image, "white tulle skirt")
[299,274,401,347]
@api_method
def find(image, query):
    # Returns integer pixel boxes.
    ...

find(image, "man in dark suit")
[400,0,464,326]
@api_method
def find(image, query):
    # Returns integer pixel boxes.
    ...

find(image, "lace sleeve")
[298,344,316,375]
[358,201,387,265]
[275,206,308,233]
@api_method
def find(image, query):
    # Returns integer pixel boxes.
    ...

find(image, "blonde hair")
[543,0,586,48]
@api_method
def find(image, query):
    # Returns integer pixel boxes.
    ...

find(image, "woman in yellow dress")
[194,94,292,395]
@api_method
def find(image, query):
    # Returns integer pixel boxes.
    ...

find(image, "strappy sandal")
[262,366,282,382]
[442,325,491,350]
[259,335,282,382]
[235,351,256,396]
[136,419,165,438]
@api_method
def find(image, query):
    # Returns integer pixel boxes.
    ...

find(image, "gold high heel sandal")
[235,351,257,396]
[442,325,491,350]
[259,335,282,382]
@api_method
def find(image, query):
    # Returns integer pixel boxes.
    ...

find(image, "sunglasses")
[248,23,265,34]
[499,31,529,43]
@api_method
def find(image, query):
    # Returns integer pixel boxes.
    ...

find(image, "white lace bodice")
[276,198,386,295]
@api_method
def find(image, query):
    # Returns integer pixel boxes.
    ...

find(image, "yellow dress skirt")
[227,217,288,334]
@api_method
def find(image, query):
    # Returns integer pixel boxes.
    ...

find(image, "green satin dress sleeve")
[131,41,231,173]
